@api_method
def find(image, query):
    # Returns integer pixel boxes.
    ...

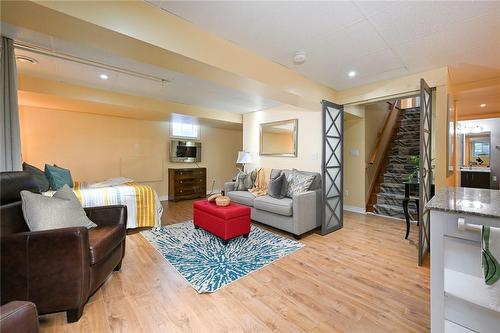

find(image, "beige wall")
[343,115,366,210]
[19,106,242,197]
[364,103,390,202]
[243,105,321,172]
[364,103,389,164]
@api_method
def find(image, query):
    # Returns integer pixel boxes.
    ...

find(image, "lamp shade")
[236,151,252,164]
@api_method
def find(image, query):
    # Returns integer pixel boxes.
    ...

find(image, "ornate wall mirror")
[259,119,298,157]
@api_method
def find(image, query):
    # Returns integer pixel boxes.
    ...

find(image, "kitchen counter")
[426,186,500,219]
[428,187,500,332]
[460,167,491,172]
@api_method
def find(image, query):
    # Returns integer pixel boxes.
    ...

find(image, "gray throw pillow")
[235,170,256,191]
[268,172,285,199]
[21,185,97,232]
[270,169,282,180]
[286,169,316,197]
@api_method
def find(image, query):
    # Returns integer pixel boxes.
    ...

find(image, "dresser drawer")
[176,178,205,185]
[174,187,195,196]
[175,169,205,175]
[175,174,206,182]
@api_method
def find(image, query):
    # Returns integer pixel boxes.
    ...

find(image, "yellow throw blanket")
[248,168,272,197]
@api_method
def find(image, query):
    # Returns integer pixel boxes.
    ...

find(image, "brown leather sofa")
[0,171,127,323]
[0,301,39,333]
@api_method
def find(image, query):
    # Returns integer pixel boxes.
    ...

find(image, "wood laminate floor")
[39,200,430,332]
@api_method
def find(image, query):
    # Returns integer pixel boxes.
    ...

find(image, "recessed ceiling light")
[293,51,307,65]
[348,71,356,78]
[480,104,486,108]
[16,55,38,64]
[99,74,109,80]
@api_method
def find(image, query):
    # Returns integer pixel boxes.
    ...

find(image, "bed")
[44,181,163,229]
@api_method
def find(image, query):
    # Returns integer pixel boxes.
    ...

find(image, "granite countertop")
[460,167,491,173]
[426,187,500,219]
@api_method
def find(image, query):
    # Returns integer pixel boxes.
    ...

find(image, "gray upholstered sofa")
[223,169,322,239]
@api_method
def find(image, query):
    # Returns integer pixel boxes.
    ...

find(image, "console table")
[168,168,206,201]
[402,181,435,239]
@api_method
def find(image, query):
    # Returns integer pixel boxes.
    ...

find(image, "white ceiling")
[3,23,279,114]
[150,1,500,90]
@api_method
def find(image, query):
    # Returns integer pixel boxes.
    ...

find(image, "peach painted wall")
[19,106,242,197]
[343,116,366,210]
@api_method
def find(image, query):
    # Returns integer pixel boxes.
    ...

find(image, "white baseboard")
[343,205,366,214]
[366,211,406,222]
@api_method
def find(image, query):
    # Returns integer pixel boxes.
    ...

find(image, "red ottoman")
[193,200,251,245]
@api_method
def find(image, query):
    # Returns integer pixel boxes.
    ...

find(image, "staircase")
[371,107,421,219]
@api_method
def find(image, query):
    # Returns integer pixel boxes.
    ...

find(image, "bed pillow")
[22,162,50,192]
[286,169,316,198]
[21,185,96,232]
[45,164,74,190]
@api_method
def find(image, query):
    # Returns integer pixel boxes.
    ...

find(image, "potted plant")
[408,155,420,183]
[408,155,435,183]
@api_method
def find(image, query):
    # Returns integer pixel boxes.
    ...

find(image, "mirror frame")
[259,119,298,157]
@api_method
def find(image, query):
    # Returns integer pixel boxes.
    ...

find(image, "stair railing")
[366,100,402,211]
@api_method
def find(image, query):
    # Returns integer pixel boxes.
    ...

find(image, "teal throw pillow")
[45,164,74,190]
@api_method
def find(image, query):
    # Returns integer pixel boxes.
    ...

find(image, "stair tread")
[380,182,405,186]
[384,172,413,176]
[377,192,406,198]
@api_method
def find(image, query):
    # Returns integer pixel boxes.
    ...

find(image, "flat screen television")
[170,140,201,163]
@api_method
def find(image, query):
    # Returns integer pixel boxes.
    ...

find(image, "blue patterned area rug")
[141,221,304,293]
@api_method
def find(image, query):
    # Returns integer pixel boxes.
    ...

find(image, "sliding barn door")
[419,79,433,266]
[321,100,343,235]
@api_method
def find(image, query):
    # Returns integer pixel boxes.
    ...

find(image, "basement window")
[170,121,200,139]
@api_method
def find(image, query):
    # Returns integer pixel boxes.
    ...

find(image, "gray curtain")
[1,36,22,171]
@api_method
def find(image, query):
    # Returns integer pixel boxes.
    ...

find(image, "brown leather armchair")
[0,301,39,333]
[0,172,127,323]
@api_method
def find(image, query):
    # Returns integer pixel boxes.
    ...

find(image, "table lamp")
[236,151,252,173]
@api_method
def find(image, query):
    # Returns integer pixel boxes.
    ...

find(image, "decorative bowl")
[215,196,231,207]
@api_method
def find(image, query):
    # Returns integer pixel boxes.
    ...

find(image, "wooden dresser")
[168,168,206,201]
